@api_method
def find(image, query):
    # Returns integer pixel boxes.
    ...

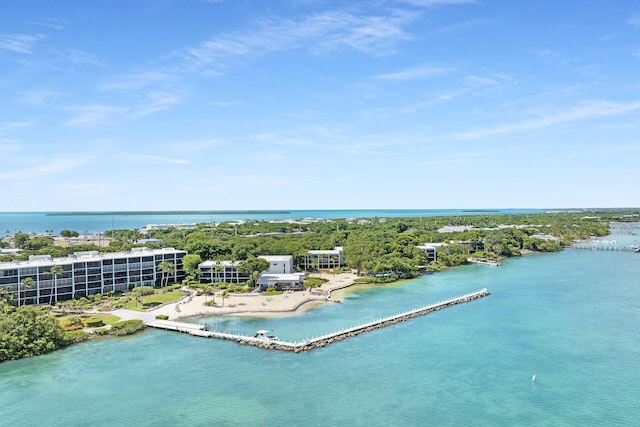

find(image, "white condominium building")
[0,247,186,306]
[301,247,344,270]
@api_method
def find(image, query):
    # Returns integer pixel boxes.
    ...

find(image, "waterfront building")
[257,255,305,290]
[530,233,561,244]
[198,260,250,284]
[416,243,448,262]
[301,247,344,270]
[198,255,305,291]
[0,247,186,306]
[260,255,296,274]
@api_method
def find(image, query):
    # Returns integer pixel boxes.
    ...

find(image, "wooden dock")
[147,288,490,352]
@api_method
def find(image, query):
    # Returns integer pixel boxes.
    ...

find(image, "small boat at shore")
[254,330,277,340]
[467,258,501,266]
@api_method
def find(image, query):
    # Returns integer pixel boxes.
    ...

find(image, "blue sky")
[2,0,639,211]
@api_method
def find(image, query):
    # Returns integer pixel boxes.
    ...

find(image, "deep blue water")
[1,241,639,426]
[0,209,543,235]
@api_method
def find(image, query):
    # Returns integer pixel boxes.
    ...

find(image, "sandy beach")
[146,271,358,320]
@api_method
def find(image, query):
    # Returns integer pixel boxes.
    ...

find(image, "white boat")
[468,258,501,266]
[254,330,277,340]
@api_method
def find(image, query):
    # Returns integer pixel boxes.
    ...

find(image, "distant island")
[46,210,292,216]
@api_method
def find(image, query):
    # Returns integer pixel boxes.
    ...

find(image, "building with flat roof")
[198,260,250,284]
[198,255,305,291]
[0,247,186,306]
[260,255,295,274]
[530,233,561,244]
[416,243,448,262]
[301,247,344,270]
[257,255,304,290]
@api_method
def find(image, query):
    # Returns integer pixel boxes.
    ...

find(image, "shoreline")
[153,272,360,321]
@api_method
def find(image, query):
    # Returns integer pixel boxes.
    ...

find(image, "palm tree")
[47,265,64,305]
[1,286,16,313]
[212,261,223,283]
[157,262,175,288]
[19,277,34,306]
[220,290,229,307]
[41,265,64,305]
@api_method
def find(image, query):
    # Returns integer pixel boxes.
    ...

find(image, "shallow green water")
[2,246,639,426]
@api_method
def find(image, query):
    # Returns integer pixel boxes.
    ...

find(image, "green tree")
[181,254,203,284]
[238,257,270,287]
[60,230,80,238]
[19,277,34,306]
[41,265,64,306]
[220,290,229,307]
[0,305,67,362]
[157,261,175,288]
[1,286,17,314]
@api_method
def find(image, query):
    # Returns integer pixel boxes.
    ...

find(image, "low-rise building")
[530,233,561,244]
[257,255,305,290]
[260,255,296,274]
[416,243,448,262]
[198,260,249,284]
[198,254,306,291]
[0,247,186,306]
[301,247,344,270]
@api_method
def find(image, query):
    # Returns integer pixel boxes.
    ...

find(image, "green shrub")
[92,328,109,336]
[110,319,145,336]
[155,314,169,320]
[305,277,328,287]
[60,316,84,331]
[82,318,104,328]
[132,286,155,296]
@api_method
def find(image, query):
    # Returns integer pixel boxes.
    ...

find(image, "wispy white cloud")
[29,18,67,30]
[210,100,242,108]
[0,121,31,133]
[19,90,64,106]
[0,156,93,181]
[397,0,478,6]
[172,139,225,154]
[99,72,175,91]
[418,149,490,166]
[128,92,185,118]
[453,100,640,140]
[374,65,454,80]
[64,92,184,126]
[628,14,640,27]
[117,153,189,165]
[57,49,105,66]
[64,104,128,127]
[0,33,43,54]
[175,9,417,68]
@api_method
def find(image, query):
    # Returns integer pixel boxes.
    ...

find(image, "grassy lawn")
[261,290,284,296]
[87,313,121,325]
[125,290,186,311]
[58,313,122,330]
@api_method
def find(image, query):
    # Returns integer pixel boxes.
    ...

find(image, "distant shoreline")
[46,210,292,217]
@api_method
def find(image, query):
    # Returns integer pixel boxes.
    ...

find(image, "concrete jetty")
[146,288,490,352]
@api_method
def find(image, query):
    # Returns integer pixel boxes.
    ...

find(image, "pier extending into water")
[571,244,640,252]
[147,288,490,352]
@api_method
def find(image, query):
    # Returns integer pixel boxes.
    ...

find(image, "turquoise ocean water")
[1,236,639,425]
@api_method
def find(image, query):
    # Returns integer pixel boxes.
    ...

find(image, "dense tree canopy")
[0,306,68,363]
